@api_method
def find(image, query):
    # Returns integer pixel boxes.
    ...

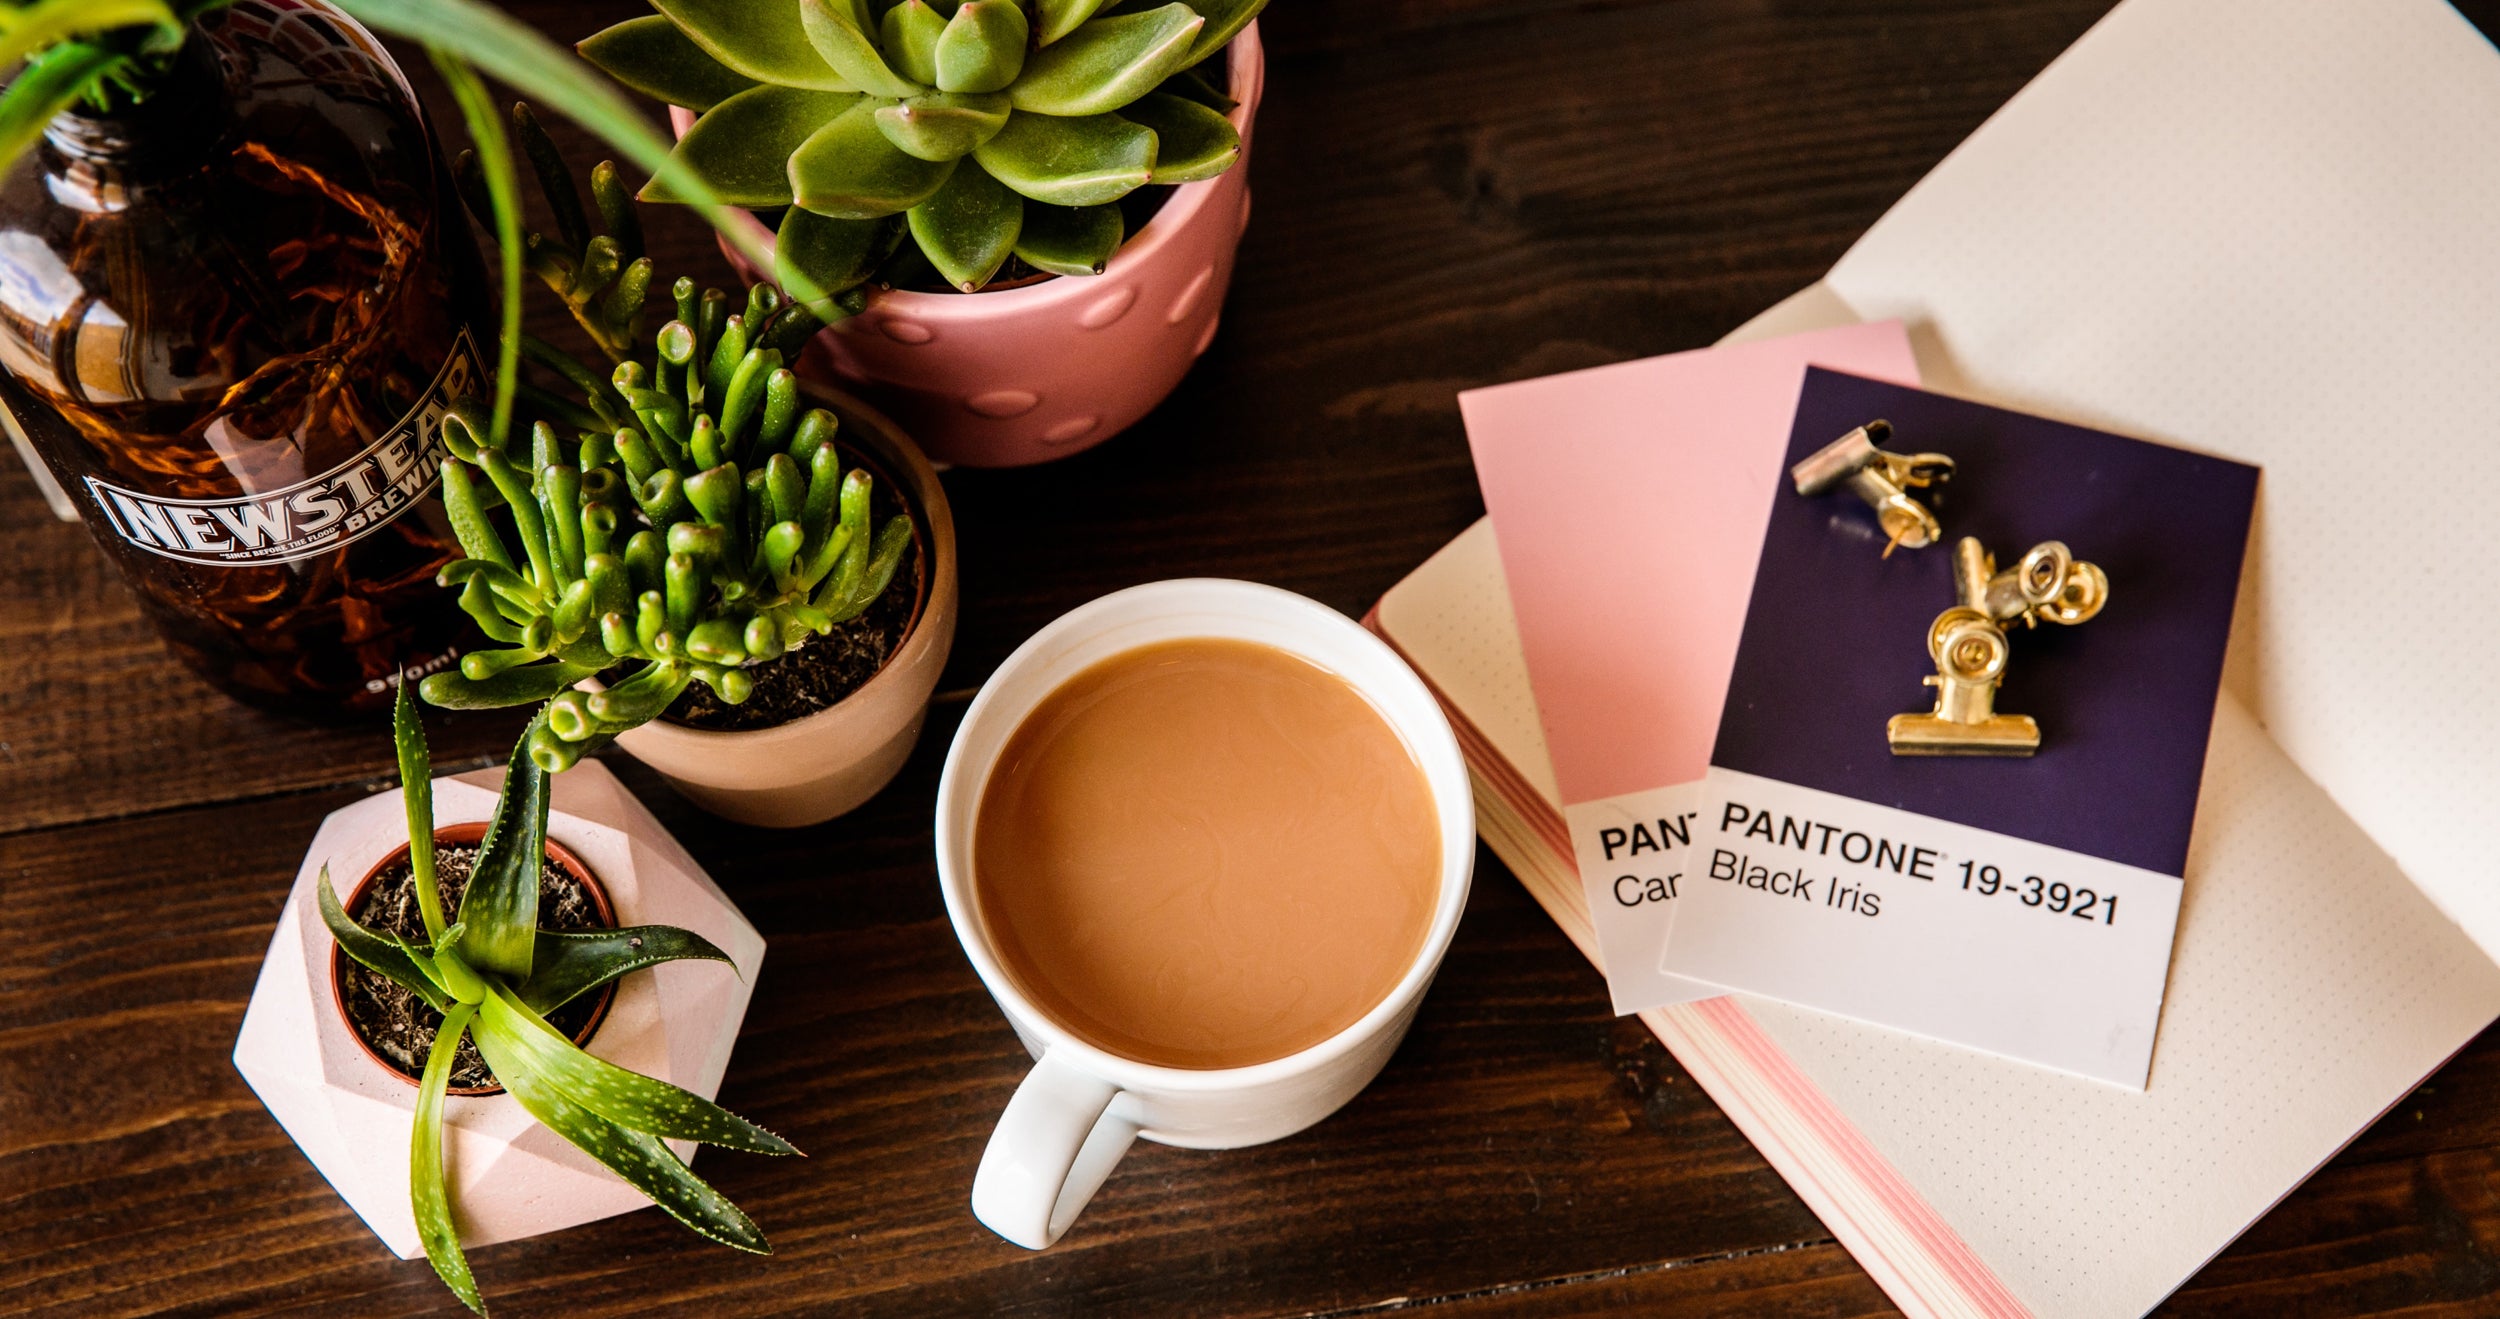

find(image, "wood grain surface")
[7,1,2498,1314]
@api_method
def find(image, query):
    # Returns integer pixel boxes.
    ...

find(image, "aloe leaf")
[933,1,1027,94]
[974,112,1156,207]
[0,41,120,175]
[3,0,180,65]
[521,925,736,1015]
[1031,0,1113,46]
[483,987,797,1155]
[1120,91,1239,183]
[319,868,454,1013]
[413,1002,485,1315]
[577,16,757,112]
[1013,201,1124,276]
[1010,4,1202,117]
[907,159,1022,291]
[385,931,458,999]
[647,0,851,90]
[648,85,860,207]
[430,54,523,457]
[1158,65,1237,113]
[330,0,779,279]
[392,685,447,943]
[1180,0,1264,65]
[874,91,1009,162]
[797,0,926,100]
[790,101,957,219]
[878,0,946,85]
[775,210,901,316]
[457,726,550,980]
[474,1022,775,1253]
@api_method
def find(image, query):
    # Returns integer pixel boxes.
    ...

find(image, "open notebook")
[1373,0,2500,1313]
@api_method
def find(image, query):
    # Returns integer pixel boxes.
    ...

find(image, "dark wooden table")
[11,2,2500,1314]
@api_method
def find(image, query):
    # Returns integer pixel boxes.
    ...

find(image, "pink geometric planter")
[232,760,765,1258]
[686,22,1265,468]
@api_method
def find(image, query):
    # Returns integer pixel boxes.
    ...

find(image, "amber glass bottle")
[0,0,487,719]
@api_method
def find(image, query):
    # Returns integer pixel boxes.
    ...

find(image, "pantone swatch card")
[1663,369,2258,1087]
[1462,323,1921,1014]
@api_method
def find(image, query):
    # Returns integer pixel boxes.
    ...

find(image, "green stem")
[427,51,523,456]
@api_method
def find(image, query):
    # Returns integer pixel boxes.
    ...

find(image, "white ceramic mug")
[934,579,1476,1249]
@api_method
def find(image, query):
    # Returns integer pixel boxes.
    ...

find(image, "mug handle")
[972,1050,1141,1249]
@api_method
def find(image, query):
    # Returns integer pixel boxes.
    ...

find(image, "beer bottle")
[0,0,488,720]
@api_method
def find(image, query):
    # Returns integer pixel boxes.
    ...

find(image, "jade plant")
[320,687,796,1313]
[580,0,1266,297]
[417,112,916,773]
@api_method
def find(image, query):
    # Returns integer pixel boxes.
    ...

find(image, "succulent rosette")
[581,0,1264,298]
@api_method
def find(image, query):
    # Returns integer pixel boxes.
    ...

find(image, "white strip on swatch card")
[1663,769,2183,1088]
[1563,786,1720,1013]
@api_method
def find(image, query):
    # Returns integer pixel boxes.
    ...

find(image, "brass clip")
[1789,420,1956,557]
[1886,537,2108,756]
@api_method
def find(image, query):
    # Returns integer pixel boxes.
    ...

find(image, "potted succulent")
[16,8,879,1314]
[416,121,959,826]
[580,0,1269,466]
[235,688,789,1314]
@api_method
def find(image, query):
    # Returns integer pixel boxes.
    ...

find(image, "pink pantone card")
[1461,322,1919,1013]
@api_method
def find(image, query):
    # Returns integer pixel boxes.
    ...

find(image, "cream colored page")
[1747,698,2500,1319]
[1380,519,2500,1318]
[1821,0,2500,959]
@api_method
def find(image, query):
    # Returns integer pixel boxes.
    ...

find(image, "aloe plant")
[320,686,795,1314]
[582,0,1265,298]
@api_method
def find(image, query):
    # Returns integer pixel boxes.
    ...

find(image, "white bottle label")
[84,330,480,568]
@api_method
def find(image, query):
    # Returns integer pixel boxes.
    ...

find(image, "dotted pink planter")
[682,23,1264,468]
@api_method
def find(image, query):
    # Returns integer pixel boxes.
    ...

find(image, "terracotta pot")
[329,821,615,1097]
[605,381,958,827]
[234,762,767,1259]
[681,23,1266,468]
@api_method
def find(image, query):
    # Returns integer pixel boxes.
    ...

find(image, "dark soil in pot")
[336,837,612,1094]
[659,446,926,733]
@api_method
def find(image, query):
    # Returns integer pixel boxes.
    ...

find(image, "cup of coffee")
[935,579,1475,1249]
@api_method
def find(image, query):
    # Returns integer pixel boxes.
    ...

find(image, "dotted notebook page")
[1379,523,2500,1318]
[1824,0,2500,963]
[1746,698,2500,1318]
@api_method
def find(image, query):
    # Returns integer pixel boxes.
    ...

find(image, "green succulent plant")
[581,0,1264,298]
[416,123,915,773]
[321,687,795,1314]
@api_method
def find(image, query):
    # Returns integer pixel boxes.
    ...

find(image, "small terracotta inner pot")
[328,821,616,1097]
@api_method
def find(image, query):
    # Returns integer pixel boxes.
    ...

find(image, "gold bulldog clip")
[1887,537,2108,756]
[1790,421,1956,557]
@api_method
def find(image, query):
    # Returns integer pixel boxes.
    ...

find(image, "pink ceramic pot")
[680,23,1264,468]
